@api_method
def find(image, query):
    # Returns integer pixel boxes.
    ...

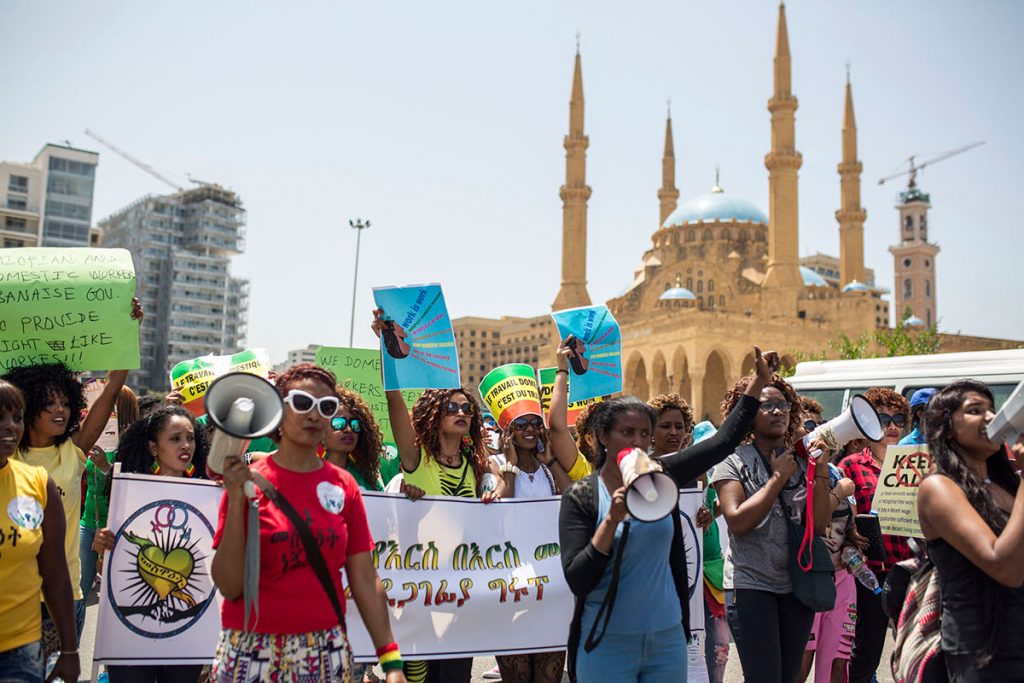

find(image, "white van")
[787,349,1024,419]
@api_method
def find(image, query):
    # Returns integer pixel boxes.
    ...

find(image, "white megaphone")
[205,372,284,498]
[988,379,1024,445]
[797,393,883,460]
[616,447,680,522]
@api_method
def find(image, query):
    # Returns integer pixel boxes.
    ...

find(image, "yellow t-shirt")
[0,458,49,651]
[403,449,477,498]
[14,441,86,601]
[566,450,593,481]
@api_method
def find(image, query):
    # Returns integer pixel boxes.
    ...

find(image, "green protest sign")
[0,248,140,372]
[315,346,422,448]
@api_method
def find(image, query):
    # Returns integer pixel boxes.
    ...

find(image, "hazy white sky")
[3,0,1021,361]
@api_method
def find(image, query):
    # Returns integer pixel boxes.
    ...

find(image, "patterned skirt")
[212,626,352,683]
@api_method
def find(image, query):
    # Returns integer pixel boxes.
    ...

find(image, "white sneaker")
[481,665,502,680]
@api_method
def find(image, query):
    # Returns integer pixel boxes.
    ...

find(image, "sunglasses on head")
[878,413,907,428]
[803,419,825,433]
[331,416,362,433]
[284,389,340,418]
[511,416,544,431]
[758,400,792,413]
[445,402,472,416]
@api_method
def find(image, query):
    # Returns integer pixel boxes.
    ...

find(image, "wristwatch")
[500,463,521,476]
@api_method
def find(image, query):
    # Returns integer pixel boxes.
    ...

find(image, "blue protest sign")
[372,283,461,391]
[551,304,623,403]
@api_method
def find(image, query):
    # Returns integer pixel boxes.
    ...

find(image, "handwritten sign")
[0,248,139,372]
[372,284,460,391]
[872,445,934,537]
[169,349,272,417]
[537,367,602,428]
[550,305,623,403]
[314,345,422,448]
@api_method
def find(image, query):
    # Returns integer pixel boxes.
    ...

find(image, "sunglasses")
[331,417,362,433]
[284,390,340,418]
[758,400,792,413]
[445,402,473,416]
[511,416,544,431]
[878,413,907,428]
[483,419,498,431]
[803,419,825,433]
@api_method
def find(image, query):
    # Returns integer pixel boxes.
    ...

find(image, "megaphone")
[205,372,284,498]
[988,379,1024,445]
[616,448,680,522]
[796,393,883,460]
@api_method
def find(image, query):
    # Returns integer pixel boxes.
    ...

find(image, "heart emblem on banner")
[138,546,195,601]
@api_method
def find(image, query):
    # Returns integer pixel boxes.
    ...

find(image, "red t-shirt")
[213,456,374,633]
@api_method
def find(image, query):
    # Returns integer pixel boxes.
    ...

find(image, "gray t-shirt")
[709,443,808,593]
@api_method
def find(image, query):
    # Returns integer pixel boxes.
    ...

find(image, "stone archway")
[740,351,756,376]
[625,352,650,400]
[651,351,670,397]
[701,350,729,425]
[671,346,691,403]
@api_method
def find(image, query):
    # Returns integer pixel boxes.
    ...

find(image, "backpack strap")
[251,471,347,633]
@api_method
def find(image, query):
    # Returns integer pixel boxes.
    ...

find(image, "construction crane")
[84,128,183,192]
[878,140,985,188]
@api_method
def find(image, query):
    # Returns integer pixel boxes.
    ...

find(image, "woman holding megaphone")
[558,347,778,683]
[710,373,833,683]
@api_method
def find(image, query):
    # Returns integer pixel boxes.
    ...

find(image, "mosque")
[453,3,1017,422]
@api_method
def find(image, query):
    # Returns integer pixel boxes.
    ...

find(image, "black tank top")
[928,537,1024,659]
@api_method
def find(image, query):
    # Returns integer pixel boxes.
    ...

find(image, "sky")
[2,0,1022,363]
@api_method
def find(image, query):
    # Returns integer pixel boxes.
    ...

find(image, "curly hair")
[107,405,210,494]
[335,386,383,487]
[721,374,802,447]
[590,396,657,468]
[648,393,695,434]
[0,380,25,415]
[574,401,607,461]
[924,379,1019,666]
[863,387,910,423]
[2,363,85,449]
[798,396,824,418]
[271,363,339,443]
[411,388,487,494]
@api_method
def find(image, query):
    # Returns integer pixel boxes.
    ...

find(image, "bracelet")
[814,474,830,481]
[375,642,399,657]
[60,650,78,655]
[555,369,569,376]
[500,463,520,476]
[376,642,403,672]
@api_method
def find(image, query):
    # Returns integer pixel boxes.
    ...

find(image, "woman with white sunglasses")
[211,364,406,683]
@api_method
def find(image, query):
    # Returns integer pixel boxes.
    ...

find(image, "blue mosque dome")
[662,186,768,228]
[842,280,869,293]
[659,286,697,301]
[800,267,828,287]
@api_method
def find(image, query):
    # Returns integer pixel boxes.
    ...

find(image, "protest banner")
[479,364,543,429]
[372,284,460,391]
[550,305,622,403]
[872,445,934,537]
[0,247,140,372]
[83,378,119,452]
[537,367,602,427]
[93,469,223,667]
[169,348,272,417]
[315,345,422,468]
[345,488,705,661]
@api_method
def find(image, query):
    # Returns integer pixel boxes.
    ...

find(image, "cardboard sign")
[83,378,120,452]
[537,367,602,428]
[372,284,460,391]
[0,248,139,371]
[550,305,622,403]
[872,445,934,537]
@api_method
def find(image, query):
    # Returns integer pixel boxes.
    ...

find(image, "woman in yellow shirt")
[0,380,79,683]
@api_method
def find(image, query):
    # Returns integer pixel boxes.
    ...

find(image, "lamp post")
[348,218,371,346]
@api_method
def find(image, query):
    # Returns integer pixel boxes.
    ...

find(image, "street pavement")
[80,597,895,682]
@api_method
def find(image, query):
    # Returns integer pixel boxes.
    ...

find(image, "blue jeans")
[0,641,43,683]
[79,525,100,600]
[576,623,687,683]
[704,605,730,683]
